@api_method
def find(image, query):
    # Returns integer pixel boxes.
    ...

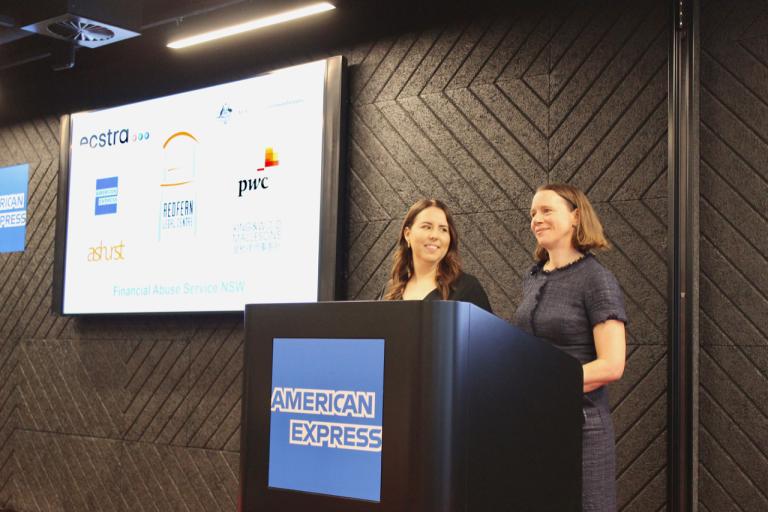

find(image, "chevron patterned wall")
[0,0,668,510]
[700,0,768,510]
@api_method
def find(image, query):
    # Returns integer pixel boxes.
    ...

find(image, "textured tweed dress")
[513,253,627,512]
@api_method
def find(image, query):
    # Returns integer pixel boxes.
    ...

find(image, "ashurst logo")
[79,128,150,149]
[87,240,125,262]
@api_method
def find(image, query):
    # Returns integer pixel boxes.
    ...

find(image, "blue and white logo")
[268,338,385,502]
[0,164,29,253]
[95,176,118,215]
[217,103,233,124]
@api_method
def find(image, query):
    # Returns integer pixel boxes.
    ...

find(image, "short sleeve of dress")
[462,275,493,314]
[585,267,628,326]
[447,273,493,314]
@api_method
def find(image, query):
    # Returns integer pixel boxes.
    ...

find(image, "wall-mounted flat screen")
[54,57,345,314]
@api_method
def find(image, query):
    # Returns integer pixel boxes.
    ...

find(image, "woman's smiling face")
[404,206,450,266]
[530,189,579,252]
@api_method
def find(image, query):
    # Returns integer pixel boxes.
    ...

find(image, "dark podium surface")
[241,301,582,512]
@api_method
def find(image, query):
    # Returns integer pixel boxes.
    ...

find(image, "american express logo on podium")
[268,338,385,502]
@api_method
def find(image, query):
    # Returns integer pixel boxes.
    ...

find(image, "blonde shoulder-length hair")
[534,183,610,263]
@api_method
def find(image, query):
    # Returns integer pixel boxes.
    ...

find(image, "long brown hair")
[534,183,610,263]
[383,199,462,300]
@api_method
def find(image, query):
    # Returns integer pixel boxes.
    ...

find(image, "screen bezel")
[52,56,346,316]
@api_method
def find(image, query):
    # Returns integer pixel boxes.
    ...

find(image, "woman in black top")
[513,183,627,512]
[380,199,492,313]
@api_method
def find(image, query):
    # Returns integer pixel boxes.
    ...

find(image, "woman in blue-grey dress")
[513,183,627,512]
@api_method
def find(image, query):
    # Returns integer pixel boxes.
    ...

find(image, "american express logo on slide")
[95,176,118,215]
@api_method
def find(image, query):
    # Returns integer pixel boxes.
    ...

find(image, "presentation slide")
[63,60,327,314]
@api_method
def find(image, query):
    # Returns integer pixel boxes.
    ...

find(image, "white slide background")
[63,60,327,313]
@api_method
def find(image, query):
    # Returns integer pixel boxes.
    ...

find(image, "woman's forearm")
[584,320,627,393]
[582,357,624,393]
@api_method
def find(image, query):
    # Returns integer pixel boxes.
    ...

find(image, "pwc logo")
[258,147,279,171]
[79,128,150,149]
[237,147,279,197]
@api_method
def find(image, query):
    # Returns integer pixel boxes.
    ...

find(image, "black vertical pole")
[667,0,698,510]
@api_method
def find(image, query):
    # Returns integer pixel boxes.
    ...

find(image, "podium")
[241,301,582,511]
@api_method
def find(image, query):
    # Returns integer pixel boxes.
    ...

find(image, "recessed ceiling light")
[168,2,335,49]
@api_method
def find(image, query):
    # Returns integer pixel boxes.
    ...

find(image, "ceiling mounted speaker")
[47,17,116,43]
[11,0,140,48]
[23,14,138,48]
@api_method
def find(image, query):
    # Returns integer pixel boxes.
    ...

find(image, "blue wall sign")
[268,338,385,502]
[0,164,29,253]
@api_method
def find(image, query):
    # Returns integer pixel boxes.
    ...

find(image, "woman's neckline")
[403,287,438,301]
[539,252,591,275]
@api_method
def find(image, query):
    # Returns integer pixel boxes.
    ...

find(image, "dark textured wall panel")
[18,339,124,438]
[12,431,123,512]
[612,345,667,510]
[0,1,669,509]
[549,3,668,197]
[10,431,238,512]
[0,336,17,508]
[701,0,768,510]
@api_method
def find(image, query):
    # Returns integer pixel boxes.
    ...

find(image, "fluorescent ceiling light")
[168,2,335,49]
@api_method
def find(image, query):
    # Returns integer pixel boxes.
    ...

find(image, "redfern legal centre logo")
[159,131,198,239]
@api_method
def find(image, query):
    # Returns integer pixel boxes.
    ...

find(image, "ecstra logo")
[79,128,150,149]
